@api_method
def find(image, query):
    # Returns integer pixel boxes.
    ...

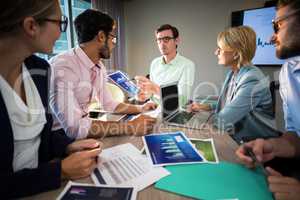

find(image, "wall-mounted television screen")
[232,6,284,67]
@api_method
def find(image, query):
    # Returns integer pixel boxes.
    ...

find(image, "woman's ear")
[233,52,239,60]
[22,17,39,38]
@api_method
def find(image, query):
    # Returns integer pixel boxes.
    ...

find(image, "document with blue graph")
[143,131,205,167]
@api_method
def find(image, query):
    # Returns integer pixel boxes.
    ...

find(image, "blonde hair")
[217,26,256,68]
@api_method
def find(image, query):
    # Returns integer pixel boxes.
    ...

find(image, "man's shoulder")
[49,48,78,68]
[177,54,195,67]
[151,56,163,65]
[50,48,77,63]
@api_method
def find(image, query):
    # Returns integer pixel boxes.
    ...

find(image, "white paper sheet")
[91,143,170,191]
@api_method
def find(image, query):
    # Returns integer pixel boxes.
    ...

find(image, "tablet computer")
[108,70,139,96]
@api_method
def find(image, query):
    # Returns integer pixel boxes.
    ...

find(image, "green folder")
[155,161,273,200]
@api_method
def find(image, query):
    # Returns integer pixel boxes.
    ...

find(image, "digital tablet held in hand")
[108,70,139,96]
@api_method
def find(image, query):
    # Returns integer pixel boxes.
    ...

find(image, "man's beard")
[277,43,300,59]
[99,39,111,59]
[276,23,300,59]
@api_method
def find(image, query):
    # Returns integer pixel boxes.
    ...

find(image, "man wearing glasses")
[236,0,300,199]
[135,24,195,107]
[49,9,156,140]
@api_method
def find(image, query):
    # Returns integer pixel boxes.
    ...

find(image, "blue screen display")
[243,7,284,65]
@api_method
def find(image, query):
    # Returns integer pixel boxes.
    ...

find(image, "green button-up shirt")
[150,53,195,106]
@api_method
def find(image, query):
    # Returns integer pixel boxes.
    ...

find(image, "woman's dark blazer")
[0,55,73,199]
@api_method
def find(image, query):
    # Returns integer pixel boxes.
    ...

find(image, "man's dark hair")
[277,0,300,22]
[156,24,179,38]
[277,0,300,8]
[74,9,114,44]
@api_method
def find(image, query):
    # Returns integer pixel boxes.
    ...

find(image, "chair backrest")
[270,80,280,116]
[106,82,125,103]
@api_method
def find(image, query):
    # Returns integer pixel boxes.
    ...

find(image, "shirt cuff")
[74,117,92,139]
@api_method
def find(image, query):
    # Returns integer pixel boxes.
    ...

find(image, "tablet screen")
[108,71,139,96]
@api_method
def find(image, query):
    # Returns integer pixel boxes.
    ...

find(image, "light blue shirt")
[150,53,195,106]
[279,56,300,136]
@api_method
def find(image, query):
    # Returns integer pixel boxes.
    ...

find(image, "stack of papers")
[57,143,170,200]
[91,143,170,191]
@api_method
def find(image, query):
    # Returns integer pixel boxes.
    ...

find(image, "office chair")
[270,80,280,117]
[106,82,125,103]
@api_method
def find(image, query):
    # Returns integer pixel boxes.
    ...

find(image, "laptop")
[160,82,195,126]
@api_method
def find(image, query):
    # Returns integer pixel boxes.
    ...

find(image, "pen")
[243,146,276,200]
[243,146,270,177]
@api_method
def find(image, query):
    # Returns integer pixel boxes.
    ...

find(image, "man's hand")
[267,167,300,200]
[135,75,150,86]
[135,76,159,94]
[137,90,150,102]
[61,147,101,180]
[236,138,296,168]
[66,139,102,155]
[141,102,157,112]
[236,139,275,168]
[128,114,156,136]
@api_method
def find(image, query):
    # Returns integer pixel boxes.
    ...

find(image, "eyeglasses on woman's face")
[42,15,68,32]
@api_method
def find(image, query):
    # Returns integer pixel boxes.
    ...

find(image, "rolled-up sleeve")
[99,67,119,112]
[49,58,91,139]
[178,61,195,106]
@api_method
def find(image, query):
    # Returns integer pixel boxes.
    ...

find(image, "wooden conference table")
[22,113,239,200]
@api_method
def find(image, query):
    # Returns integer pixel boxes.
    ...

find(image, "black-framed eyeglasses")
[42,15,68,32]
[156,36,175,43]
[272,9,300,34]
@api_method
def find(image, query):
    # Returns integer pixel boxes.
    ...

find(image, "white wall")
[123,0,284,130]
[124,0,266,96]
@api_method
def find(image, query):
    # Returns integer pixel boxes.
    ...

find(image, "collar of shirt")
[160,52,180,65]
[97,60,105,69]
[75,46,100,70]
[287,56,300,73]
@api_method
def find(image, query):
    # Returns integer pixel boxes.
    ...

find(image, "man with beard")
[135,24,195,107]
[50,9,156,139]
[236,0,300,199]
